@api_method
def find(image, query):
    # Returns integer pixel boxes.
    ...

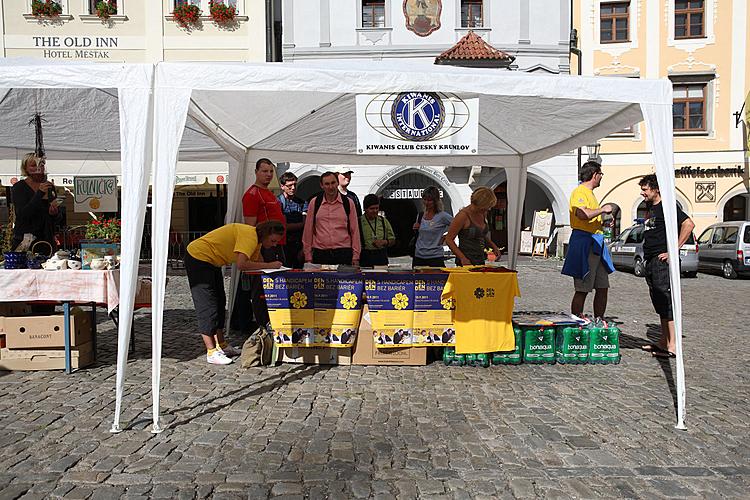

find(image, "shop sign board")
[356,92,478,155]
[73,176,117,212]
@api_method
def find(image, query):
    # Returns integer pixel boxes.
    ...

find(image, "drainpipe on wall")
[570,27,583,178]
[265,0,274,62]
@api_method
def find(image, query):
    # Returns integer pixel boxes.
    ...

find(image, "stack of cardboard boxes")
[0,303,94,371]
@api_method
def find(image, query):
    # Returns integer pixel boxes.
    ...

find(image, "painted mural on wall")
[403,0,442,37]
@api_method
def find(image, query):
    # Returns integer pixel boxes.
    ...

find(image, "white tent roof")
[0,59,687,434]
[151,61,686,433]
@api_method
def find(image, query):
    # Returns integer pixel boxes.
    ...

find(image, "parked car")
[696,221,750,279]
[608,223,698,278]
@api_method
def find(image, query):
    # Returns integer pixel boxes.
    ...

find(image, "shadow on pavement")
[165,364,328,429]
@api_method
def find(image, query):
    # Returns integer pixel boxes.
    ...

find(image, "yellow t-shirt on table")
[441,268,520,354]
[186,223,261,267]
[569,185,603,234]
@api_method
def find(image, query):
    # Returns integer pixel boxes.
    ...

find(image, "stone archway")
[372,166,460,256]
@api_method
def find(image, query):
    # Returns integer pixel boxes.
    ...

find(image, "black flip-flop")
[652,349,676,359]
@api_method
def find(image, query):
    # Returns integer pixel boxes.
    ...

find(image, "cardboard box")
[0,342,94,371]
[352,307,427,366]
[0,302,32,317]
[134,279,152,306]
[278,346,352,365]
[3,308,93,349]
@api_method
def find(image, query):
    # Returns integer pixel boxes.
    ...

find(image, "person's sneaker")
[207,349,233,365]
[219,343,241,358]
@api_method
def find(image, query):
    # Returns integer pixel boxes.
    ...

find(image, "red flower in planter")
[31,0,63,19]
[173,2,202,29]
[209,0,237,25]
[95,0,117,20]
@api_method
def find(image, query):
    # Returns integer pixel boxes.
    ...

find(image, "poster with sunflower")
[312,273,364,348]
[262,272,315,348]
[363,273,416,348]
[412,273,455,347]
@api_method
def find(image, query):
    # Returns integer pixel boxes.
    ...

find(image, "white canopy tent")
[0,59,153,433]
[147,61,687,432]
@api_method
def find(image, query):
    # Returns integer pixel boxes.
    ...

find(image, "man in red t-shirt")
[233,159,287,334]
[243,159,286,234]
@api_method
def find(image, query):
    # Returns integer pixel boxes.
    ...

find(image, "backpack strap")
[312,192,351,236]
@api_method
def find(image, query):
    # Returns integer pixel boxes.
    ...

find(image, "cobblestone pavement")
[1,261,749,499]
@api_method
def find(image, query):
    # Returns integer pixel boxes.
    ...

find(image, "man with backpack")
[302,171,361,266]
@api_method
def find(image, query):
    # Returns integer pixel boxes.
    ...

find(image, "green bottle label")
[523,327,555,363]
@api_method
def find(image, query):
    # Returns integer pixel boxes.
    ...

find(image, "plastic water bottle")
[492,327,523,365]
[588,325,621,364]
[555,326,590,364]
[522,327,556,364]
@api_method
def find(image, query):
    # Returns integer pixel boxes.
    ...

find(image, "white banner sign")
[356,93,478,155]
[74,176,118,213]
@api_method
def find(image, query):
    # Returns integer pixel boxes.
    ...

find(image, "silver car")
[696,221,750,279]
[608,224,698,278]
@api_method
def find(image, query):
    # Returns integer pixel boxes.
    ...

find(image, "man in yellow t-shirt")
[185,221,285,365]
[562,161,615,320]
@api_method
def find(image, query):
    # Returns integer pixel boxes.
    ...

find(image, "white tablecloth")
[0,269,121,313]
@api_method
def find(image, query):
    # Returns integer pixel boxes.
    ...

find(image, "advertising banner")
[413,273,455,347]
[263,273,315,348]
[364,273,415,348]
[312,273,364,348]
[356,93,479,155]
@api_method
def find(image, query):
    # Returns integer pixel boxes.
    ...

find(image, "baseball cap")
[336,168,354,175]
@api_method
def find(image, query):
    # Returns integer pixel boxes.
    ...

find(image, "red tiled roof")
[435,31,514,62]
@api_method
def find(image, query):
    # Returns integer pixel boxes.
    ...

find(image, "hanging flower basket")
[209,0,236,25]
[31,0,63,19]
[95,0,117,20]
[173,3,202,29]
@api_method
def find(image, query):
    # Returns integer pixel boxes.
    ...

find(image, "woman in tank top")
[446,187,503,266]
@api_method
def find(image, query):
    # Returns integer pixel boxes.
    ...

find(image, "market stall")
[149,61,685,432]
[0,59,152,425]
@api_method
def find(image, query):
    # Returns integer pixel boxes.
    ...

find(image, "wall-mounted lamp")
[586,143,602,164]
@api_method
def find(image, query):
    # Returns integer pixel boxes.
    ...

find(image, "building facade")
[281,0,578,252]
[0,0,277,232]
[574,0,750,238]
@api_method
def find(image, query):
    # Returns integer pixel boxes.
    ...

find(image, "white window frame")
[669,73,715,137]
[81,0,124,16]
[457,0,486,29]
[668,0,715,49]
[358,0,390,29]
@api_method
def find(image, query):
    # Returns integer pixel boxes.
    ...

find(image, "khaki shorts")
[573,249,610,293]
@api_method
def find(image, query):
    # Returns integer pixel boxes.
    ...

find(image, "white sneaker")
[207,350,233,365]
[219,344,241,357]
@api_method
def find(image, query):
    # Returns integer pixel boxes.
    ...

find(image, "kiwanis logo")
[391,92,445,141]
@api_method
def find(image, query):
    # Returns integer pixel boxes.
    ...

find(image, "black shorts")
[644,258,673,321]
[185,252,226,334]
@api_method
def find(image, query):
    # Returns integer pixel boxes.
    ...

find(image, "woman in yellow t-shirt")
[185,220,285,365]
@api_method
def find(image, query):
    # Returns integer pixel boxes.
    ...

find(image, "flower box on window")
[173,2,202,28]
[31,0,63,19]
[95,0,117,20]
[209,0,237,25]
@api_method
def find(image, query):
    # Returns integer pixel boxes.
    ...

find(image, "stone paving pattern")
[0,261,749,499]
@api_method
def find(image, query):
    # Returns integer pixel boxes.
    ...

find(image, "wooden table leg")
[63,301,71,374]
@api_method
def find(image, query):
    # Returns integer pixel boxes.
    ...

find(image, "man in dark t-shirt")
[638,174,695,359]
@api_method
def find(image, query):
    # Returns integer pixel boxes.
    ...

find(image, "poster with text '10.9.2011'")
[364,273,415,348]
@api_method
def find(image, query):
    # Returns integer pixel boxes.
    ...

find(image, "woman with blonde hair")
[446,186,502,266]
[10,153,61,251]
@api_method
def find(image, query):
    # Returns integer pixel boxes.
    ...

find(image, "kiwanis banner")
[364,273,415,348]
[263,272,315,347]
[356,93,479,155]
[413,273,456,347]
[311,273,364,348]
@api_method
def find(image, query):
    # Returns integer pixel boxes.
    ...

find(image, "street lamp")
[586,143,602,164]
